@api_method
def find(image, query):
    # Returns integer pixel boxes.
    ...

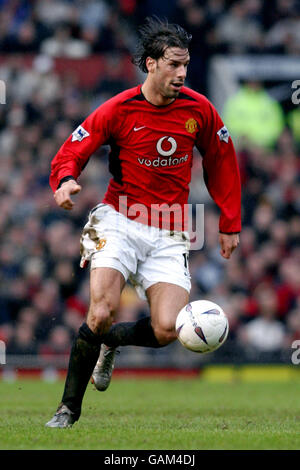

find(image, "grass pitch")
[0,377,300,450]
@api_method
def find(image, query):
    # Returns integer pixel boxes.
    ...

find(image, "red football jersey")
[50,85,241,233]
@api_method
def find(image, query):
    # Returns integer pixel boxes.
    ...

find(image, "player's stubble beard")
[157,76,183,101]
[163,85,181,99]
[156,65,184,101]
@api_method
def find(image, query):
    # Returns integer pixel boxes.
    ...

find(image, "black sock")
[102,317,163,348]
[61,322,101,419]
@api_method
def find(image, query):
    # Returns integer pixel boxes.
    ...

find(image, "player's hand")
[219,233,239,259]
[54,179,82,210]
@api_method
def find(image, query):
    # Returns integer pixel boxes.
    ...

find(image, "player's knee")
[152,319,177,346]
[87,295,116,334]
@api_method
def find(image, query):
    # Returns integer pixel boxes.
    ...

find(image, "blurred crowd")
[0,0,299,365]
[0,0,300,90]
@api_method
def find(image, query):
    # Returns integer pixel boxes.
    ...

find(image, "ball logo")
[156,136,177,157]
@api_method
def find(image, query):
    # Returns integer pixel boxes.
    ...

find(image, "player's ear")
[146,57,156,73]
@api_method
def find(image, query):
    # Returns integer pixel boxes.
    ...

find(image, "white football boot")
[91,344,119,391]
[45,404,76,428]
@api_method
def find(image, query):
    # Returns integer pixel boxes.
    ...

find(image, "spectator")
[287,107,300,146]
[214,1,263,53]
[265,6,300,54]
[17,307,40,330]
[34,0,72,27]
[41,23,91,58]
[277,258,300,316]
[6,323,38,355]
[223,81,285,149]
[9,20,40,53]
[95,54,133,100]
[286,304,300,343]
[33,280,63,342]
[78,0,110,31]
[237,284,287,358]
[39,325,71,357]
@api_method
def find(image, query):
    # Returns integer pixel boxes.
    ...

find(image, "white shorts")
[80,203,191,299]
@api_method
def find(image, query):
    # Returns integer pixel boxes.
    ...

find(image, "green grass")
[1,378,300,449]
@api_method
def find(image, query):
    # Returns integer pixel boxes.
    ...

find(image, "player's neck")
[141,80,175,107]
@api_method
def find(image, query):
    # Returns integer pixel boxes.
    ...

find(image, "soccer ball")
[176,300,229,353]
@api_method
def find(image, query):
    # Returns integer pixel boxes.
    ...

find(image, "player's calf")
[45,322,101,427]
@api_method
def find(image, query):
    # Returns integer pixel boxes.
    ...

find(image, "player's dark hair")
[132,17,192,73]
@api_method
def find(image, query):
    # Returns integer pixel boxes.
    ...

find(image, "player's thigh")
[146,282,189,342]
[87,267,126,332]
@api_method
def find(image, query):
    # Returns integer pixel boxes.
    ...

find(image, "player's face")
[154,47,190,100]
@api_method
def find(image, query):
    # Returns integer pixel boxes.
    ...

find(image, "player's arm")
[49,100,116,210]
[196,99,241,259]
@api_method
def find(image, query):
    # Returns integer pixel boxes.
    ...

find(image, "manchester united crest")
[185,118,198,134]
[96,238,106,250]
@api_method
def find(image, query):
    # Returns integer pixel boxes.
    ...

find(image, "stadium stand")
[0,0,299,374]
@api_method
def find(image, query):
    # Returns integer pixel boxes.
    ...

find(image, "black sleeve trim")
[219,231,240,235]
[57,176,77,190]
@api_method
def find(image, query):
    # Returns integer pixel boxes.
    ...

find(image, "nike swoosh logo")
[133,126,146,131]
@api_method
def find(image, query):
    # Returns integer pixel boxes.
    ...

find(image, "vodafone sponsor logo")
[138,155,188,167]
[156,136,177,156]
[138,136,188,167]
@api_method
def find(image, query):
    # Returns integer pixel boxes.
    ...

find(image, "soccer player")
[46,17,241,428]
